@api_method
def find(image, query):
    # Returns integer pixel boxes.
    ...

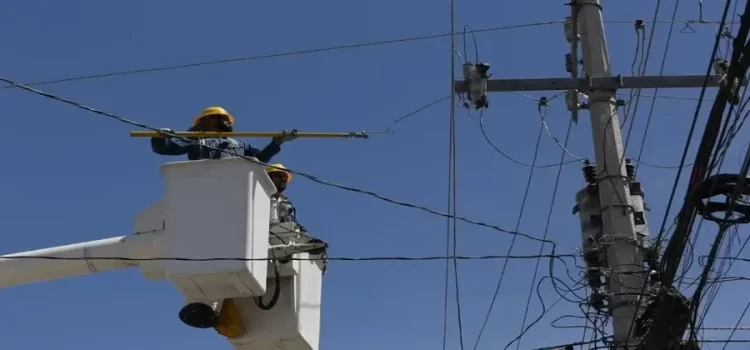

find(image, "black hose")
[254,261,281,311]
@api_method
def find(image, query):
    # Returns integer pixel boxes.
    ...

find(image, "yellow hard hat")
[193,106,235,126]
[265,163,292,183]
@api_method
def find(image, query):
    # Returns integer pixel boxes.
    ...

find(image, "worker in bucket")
[267,163,306,232]
[177,163,305,333]
[151,106,298,161]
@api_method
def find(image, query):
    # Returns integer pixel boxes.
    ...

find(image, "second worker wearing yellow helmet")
[266,163,305,231]
[150,106,297,162]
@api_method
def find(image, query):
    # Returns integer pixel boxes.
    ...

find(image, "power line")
[516,105,578,349]
[532,337,750,349]
[531,336,613,350]
[472,102,549,350]
[473,95,691,170]
[607,19,739,25]
[702,326,750,331]
[721,299,750,350]
[0,9,744,350]
[656,0,738,283]
[505,278,586,350]
[636,93,715,101]
[640,1,746,346]
[0,75,573,250]
[633,0,681,177]
[700,339,750,343]
[444,0,465,347]
[477,108,581,169]
[693,203,750,339]
[0,21,563,90]
[0,19,731,90]
[619,0,679,345]
[713,256,750,263]
[387,95,451,131]
[620,2,661,159]
[0,253,576,262]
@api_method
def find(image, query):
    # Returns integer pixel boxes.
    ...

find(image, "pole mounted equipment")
[447,1,747,348]
[461,62,491,110]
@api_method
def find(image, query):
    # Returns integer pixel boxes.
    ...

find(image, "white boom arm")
[0,158,323,350]
[0,233,160,288]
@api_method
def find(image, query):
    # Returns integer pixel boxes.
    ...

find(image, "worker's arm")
[243,130,297,162]
[151,134,192,156]
[243,141,281,163]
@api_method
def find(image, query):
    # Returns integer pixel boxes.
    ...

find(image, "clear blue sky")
[1,0,749,349]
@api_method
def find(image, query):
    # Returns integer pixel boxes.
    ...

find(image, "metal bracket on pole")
[454,74,735,93]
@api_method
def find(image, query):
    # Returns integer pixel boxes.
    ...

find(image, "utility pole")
[454,1,740,348]
[575,1,642,348]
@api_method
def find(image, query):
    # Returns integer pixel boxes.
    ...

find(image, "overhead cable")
[444,0,465,347]
[472,101,549,350]
[659,0,748,286]
[516,104,578,349]
[0,19,732,90]
[0,76,571,250]
[0,253,576,263]
[0,21,564,90]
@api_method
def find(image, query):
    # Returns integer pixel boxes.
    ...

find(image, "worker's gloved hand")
[273,129,298,144]
[157,128,175,137]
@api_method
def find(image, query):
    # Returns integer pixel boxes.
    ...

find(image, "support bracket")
[454,75,736,93]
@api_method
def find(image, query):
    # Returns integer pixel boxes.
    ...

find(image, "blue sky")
[1,0,749,349]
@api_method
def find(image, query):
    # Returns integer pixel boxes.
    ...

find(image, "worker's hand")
[157,128,175,138]
[273,129,298,144]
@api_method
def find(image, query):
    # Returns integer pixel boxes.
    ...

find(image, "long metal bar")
[130,131,369,139]
[454,74,732,93]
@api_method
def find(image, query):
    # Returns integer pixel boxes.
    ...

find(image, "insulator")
[564,16,580,43]
[625,159,635,181]
[476,62,490,76]
[648,270,660,283]
[729,81,742,105]
[590,292,606,310]
[712,58,728,75]
[634,19,646,30]
[628,178,652,248]
[587,270,604,288]
[583,161,597,185]
[578,91,589,101]
[565,53,574,73]
[584,249,601,266]
[463,63,478,82]
[565,89,579,111]
[462,62,490,110]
